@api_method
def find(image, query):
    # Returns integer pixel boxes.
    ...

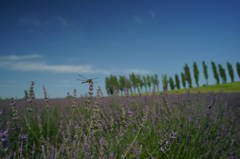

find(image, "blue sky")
[0,0,240,98]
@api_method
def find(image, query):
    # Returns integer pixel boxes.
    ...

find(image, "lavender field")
[0,93,239,159]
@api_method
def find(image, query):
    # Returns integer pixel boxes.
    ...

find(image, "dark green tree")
[169,77,175,90]
[181,72,186,88]
[138,75,144,93]
[129,73,138,93]
[118,75,126,95]
[111,75,120,95]
[105,77,112,95]
[184,64,192,88]
[162,74,168,91]
[202,61,208,85]
[211,62,220,84]
[105,76,115,95]
[146,75,152,92]
[153,74,160,92]
[142,75,149,92]
[226,62,234,82]
[218,64,227,84]
[237,62,240,80]
[174,74,180,89]
[135,75,143,94]
[125,77,132,95]
[193,62,200,87]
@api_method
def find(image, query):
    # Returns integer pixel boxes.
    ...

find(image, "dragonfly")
[77,74,98,84]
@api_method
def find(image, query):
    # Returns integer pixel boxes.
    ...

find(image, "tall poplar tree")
[162,74,168,91]
[226,62,234,82]
[181,72,186,88]
[218,64,227,84]
[193,62,200,87]
[184,64,192,88]
[211,62,220,84]
[169,77,175,90]
[237,62,240,80]
[174,74,180,89]
[202,61,208,85]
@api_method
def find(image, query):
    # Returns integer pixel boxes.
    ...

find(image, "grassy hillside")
[168,81,240,94]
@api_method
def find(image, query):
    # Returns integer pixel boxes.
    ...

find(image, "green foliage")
[105,75,120,95]
[118,75,126,95]
[174,74,180,89]
[146,75,152,91]
[66,92,76,98]
[167,82,240,94]
[142,76,148,92]
[162,74,169,91]
[236,62,240,80]
[105,73,160,95]
[184,64,192,88]
[152,74,160,92]
[218,64,227,84]
[211,62,220,85]
[202,61,209,85]
[193,62,200,87]
[169,77,175,90]
[129,73,138,93]
[105,77,113,95]
[180,72,186,88]
[226,62,234,82]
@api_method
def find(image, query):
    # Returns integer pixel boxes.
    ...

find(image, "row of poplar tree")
[105,61,240,95]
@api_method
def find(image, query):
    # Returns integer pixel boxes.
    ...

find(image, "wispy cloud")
[0,61,104,74]
[0,54,43,60]
[0,61,150,75]
[0,54,151,75]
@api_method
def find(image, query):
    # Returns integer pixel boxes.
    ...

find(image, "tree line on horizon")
[105,61,240,96]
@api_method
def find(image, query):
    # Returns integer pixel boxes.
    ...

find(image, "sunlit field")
[0,93,239,158]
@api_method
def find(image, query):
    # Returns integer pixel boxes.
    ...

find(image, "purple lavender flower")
[19,134,28,141]
[0,130,9,148]
[169,131,177,139]
[109,153,115,159]
[127,110,134,117]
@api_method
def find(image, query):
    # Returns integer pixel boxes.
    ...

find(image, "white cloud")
[0,61,104,74]
[0,54,151,75]
[0,61,150,75]
[0,54,43,60]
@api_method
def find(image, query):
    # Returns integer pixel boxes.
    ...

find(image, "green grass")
[168,82,240,94]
